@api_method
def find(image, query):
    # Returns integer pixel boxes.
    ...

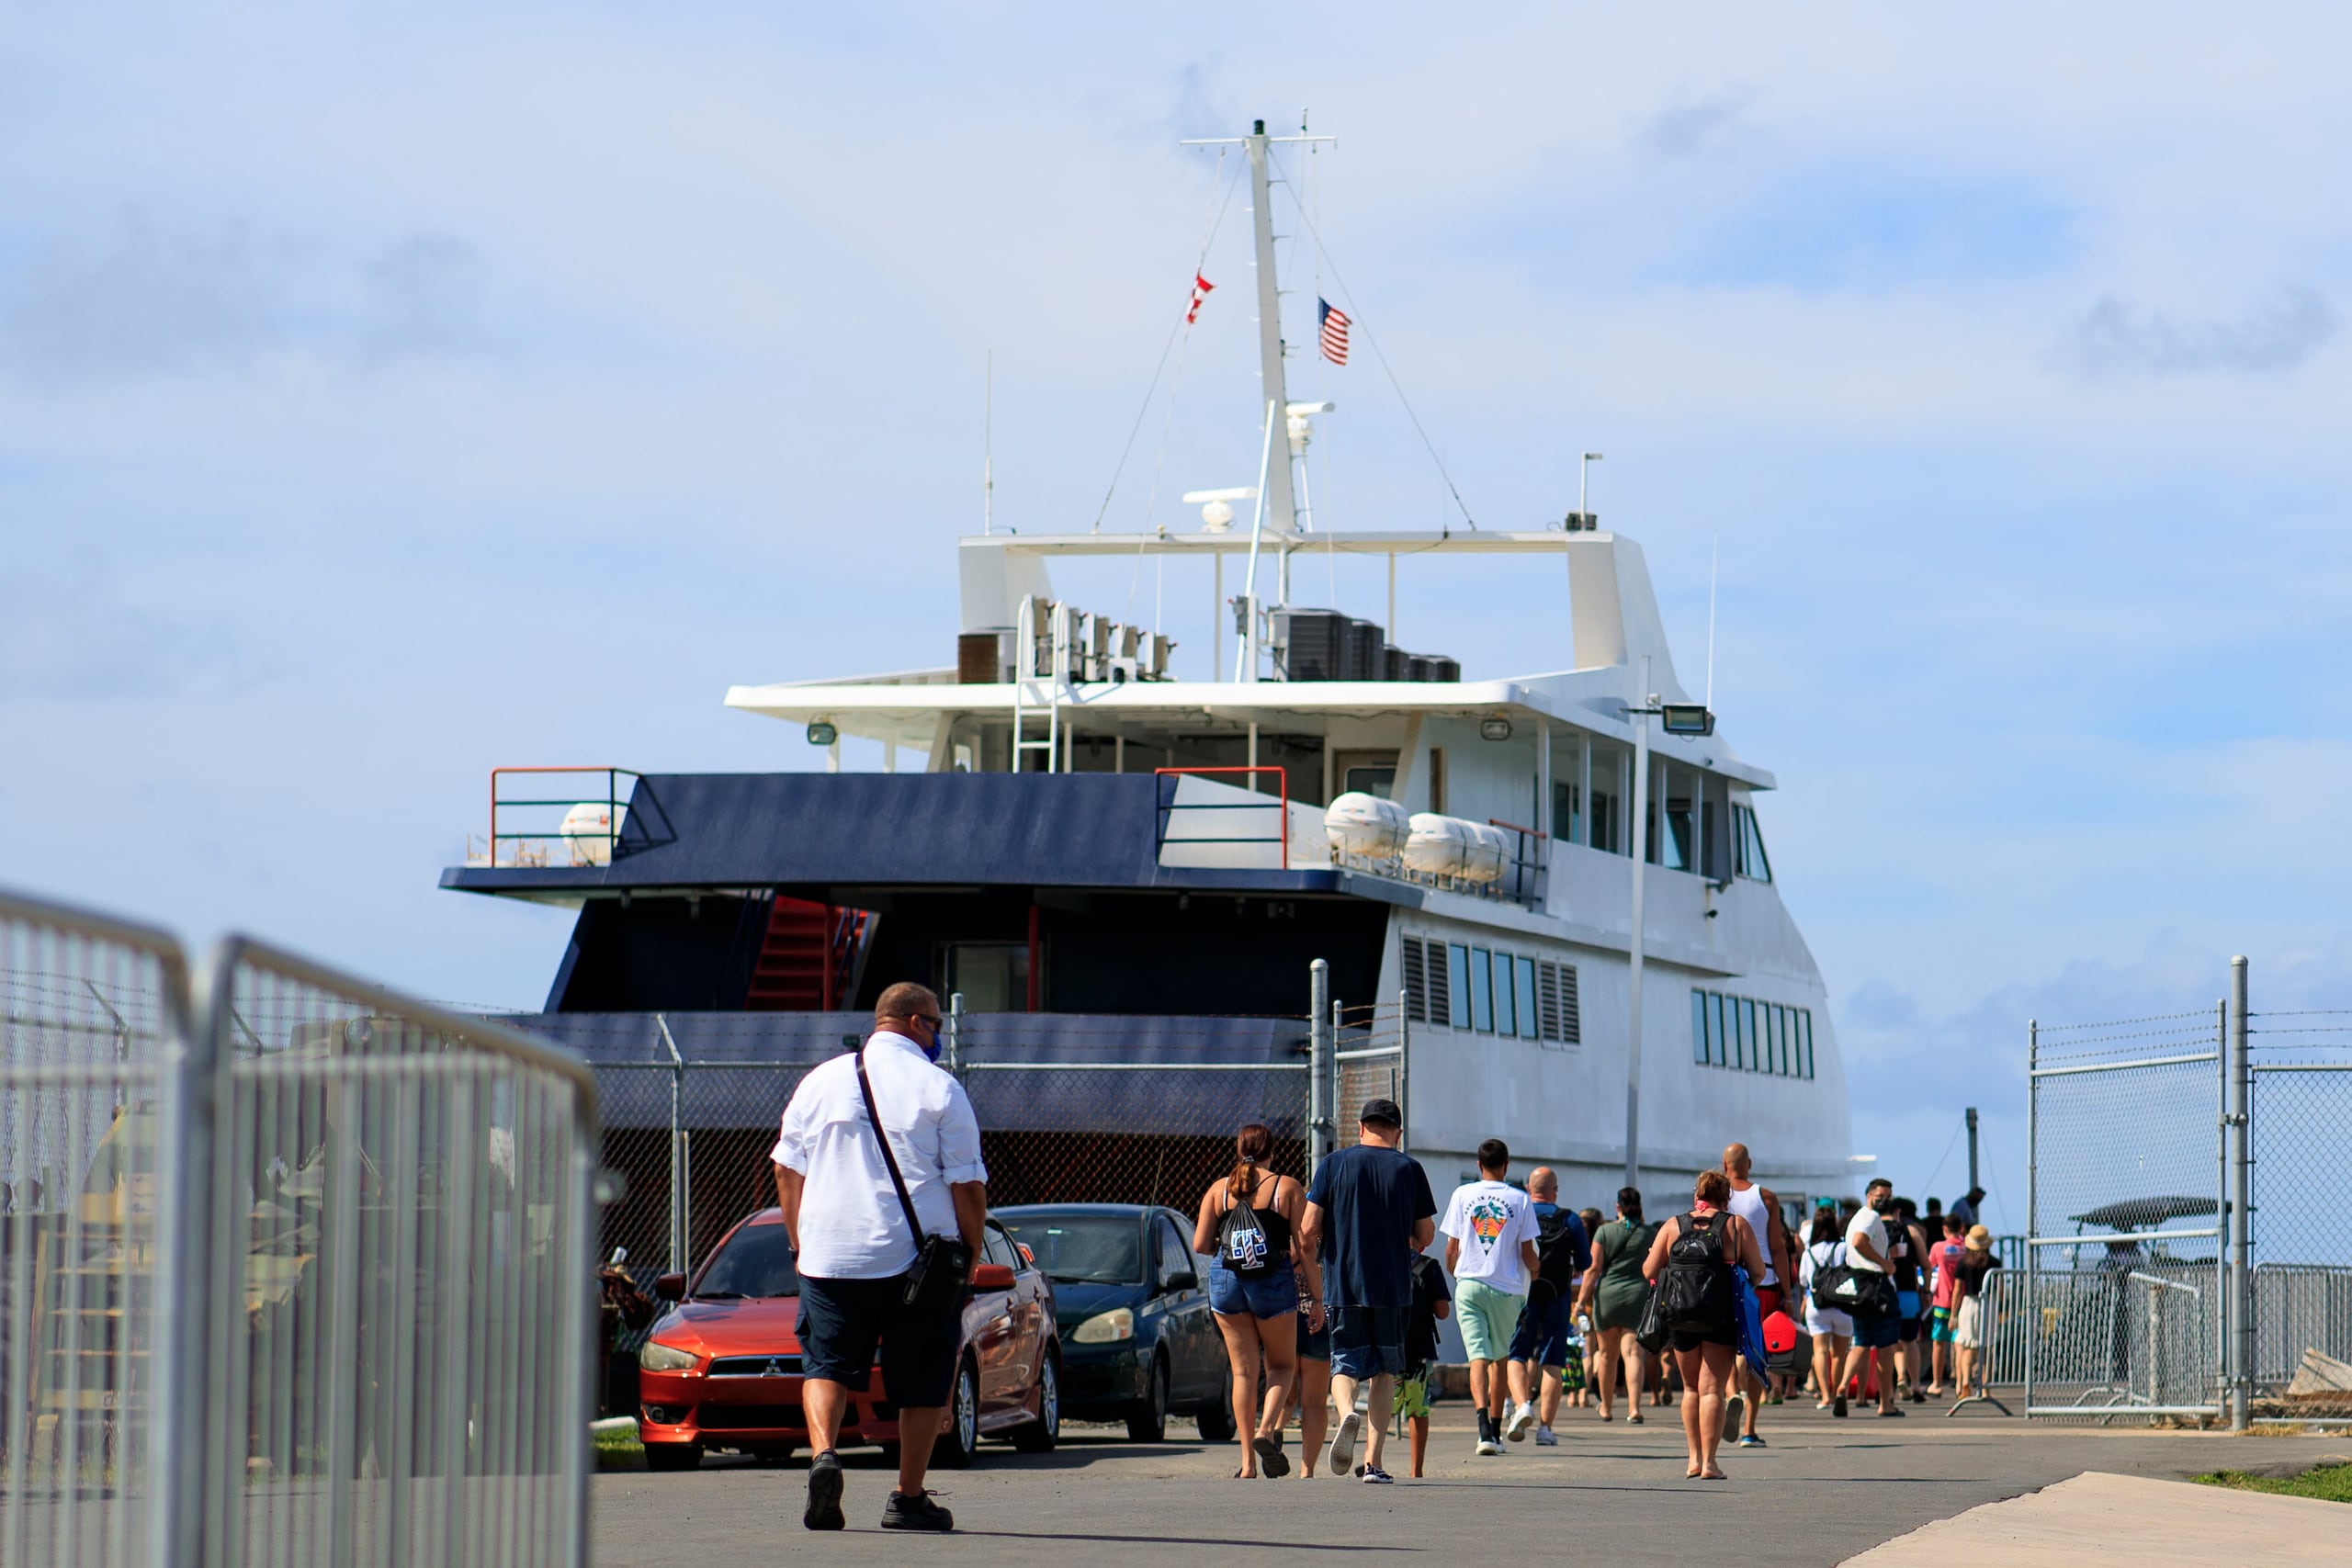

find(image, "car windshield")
[693,1223,801,1299]
[997,1214,1143,1284]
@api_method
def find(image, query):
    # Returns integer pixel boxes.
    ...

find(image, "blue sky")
[8,5,2352,1229]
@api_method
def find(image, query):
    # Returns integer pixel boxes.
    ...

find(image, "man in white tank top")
[1721,1144,1795,1448]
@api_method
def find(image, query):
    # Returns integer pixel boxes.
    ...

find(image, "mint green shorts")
[1454,1278,1525,1363]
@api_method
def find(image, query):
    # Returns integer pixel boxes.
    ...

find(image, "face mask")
[920,1023,944,1064]
[1871,1195,1892,1213]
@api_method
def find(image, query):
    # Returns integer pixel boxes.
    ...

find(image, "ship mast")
[1182,117,1336,678]
[1243,120,1298,540]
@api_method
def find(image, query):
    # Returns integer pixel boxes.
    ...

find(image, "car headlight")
[639,1340,700,1372]
[1071,1306,1135,1345]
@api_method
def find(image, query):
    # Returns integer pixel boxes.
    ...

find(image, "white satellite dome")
[560,800,628,867]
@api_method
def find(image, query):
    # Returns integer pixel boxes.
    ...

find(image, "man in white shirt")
[1440,1138,1542,1455]
[1836,1179,1902,1417]
[773,983,988,1533]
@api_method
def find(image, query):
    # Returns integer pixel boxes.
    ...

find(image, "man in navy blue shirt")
[1508,1166,1590,1444]
[1299,1098,1437,1484]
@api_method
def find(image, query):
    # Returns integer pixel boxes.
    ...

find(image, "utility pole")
[1965,1107,1979,1193]
[1623,654,1652,1190]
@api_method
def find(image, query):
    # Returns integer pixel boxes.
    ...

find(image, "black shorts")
[1670,1325,1741,1353]
[796,1273,961,1408]
[1296,1306,1330,1362]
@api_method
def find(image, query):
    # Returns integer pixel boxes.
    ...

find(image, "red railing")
[1153,766,1291,870]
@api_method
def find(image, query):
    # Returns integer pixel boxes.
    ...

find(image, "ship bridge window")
[1691,987,1813,1078]
[1402,935,1577,1045]
[1664,794,1693,873]
[1589,782,1621,855]
[1733,805,1773,884]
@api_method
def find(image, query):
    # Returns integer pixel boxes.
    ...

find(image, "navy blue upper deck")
[440,771,1417,903]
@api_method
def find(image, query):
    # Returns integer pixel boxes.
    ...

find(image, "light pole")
[1578,453,1602,526]
[1621,670,1713,1190]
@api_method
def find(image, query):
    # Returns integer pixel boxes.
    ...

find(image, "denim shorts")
[1329,1304,1407,1380]
[1296,1303,1330,1361]
[1209,1262,1297,1319]
[796,1272,960,1407]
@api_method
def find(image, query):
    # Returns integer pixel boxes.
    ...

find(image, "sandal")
[1253,1435,1290,1478]
[1629,1412,1645,1425]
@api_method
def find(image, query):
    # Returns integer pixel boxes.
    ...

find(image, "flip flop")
[1253,1435,1290,1478]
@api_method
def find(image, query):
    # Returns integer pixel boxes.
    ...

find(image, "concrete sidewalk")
[1843,1470,2345,1565]
[594,1403,2348,1565]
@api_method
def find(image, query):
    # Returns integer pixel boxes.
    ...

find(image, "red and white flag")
[1318,298,1351,366]
[1186,273,1216,325]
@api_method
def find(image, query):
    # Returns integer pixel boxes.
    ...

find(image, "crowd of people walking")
[770,987,2001,1529]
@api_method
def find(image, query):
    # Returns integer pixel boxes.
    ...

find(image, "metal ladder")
[1011,595,1070,773]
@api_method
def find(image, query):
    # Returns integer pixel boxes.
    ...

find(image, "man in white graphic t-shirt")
[1440,1138,1542,1456]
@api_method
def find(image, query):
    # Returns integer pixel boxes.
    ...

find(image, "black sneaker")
[804,1450,844,1531]
[881,1490,956,1533]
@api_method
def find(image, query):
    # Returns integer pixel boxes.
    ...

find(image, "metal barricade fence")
[2025,1010,2226,1419]
[0,890,189,1568]
[0,886,599,1567]
[190,939,598,1568]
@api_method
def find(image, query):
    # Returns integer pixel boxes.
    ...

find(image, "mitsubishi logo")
[763,1359,786,1377]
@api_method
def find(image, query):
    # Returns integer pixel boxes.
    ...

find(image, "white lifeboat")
[1325,792,1408,860]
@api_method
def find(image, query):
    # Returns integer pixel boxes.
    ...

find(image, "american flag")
[1317,298,1351,366]
[1186,273,1215,325]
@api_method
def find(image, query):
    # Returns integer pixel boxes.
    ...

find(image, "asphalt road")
[592,1404,2348,1567]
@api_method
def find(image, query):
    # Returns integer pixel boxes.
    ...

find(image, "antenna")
[983,350,994,536]
[1705,532,1718,709]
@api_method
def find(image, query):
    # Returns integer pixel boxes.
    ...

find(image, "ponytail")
[1228,1122,1273,1202]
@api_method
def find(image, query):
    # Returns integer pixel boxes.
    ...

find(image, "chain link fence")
[1334,998,1408,1146]
[508,1008,1327,1374]
[2246,1011,2352,1421]
[2024,1008,2225,1419]
[2019,970,2352,1427]
[0,886,598,1567]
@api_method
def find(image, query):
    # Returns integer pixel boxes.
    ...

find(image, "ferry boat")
[442,119,1856,1224]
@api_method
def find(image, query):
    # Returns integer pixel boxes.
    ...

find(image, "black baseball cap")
[1360,1098,1403,1128]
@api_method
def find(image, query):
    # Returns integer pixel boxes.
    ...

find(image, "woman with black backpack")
[1641,1169,1769,1480]
[1192,1122,1322,1478]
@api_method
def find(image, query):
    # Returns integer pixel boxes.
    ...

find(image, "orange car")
[635,1208,1060,1471]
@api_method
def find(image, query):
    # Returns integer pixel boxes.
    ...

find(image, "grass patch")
[594,1423,646,1472]
[2196,1461,2352,1504]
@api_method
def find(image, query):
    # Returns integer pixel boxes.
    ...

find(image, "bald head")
[875,982,941,1025]
[1527,1166,1559,1201]
[1723,1143,1753,1179]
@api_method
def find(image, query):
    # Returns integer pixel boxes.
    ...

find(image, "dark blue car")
[993,1204,1233,1440]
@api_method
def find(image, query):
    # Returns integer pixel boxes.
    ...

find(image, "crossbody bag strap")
[853,1044,928,1245]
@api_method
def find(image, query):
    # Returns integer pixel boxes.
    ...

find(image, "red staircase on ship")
[746,896,870,1010]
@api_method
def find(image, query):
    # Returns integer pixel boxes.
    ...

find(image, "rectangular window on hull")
[1689,987,1815,1079]
[1401,935,1577,1045]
